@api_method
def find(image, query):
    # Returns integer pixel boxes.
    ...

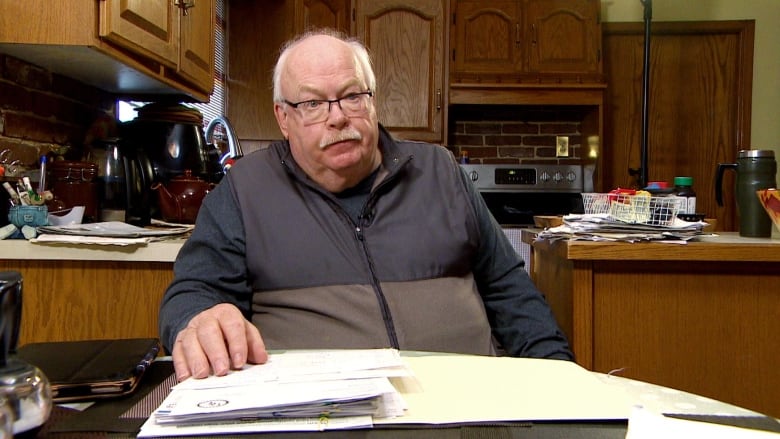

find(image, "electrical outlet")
[556,136,569,157]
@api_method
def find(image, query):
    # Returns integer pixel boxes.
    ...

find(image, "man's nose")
[326,101,348,124]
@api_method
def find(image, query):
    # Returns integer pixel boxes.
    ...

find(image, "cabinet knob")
[174,0,195,16]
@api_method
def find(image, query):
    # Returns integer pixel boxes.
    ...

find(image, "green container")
[716,150,777,237]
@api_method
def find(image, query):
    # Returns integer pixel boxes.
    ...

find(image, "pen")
[38,155,47,194]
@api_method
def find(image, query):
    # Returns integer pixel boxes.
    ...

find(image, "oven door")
[479,192,584,227]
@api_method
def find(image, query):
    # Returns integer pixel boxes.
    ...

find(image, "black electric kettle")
[120,104,224,185]
[715,149,777,237]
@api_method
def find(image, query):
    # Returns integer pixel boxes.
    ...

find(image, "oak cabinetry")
[521,230,780,419]
[354,0,446,142]
[99,0,215,95]
[227,0,352,141]
[228,0,446,144]
[524,0,601,76]
[177,0,216,92]
[0,0,214,102]
[298,0,352,32]
[450,0,601,83]
[451,1,521,77]
[0,239,184,346]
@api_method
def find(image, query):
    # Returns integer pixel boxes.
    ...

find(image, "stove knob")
[468,170,479,182]
[566,171,577,182]
[539,171,551,183]
[553,171,563,183]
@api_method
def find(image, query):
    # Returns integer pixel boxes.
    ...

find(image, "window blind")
[190,0,225,125]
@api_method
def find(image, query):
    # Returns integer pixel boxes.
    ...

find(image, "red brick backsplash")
[448,120,582,164]
[0,53,115,174]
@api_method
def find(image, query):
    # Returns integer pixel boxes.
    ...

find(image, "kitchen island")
[520,230,780,419]
[0,239,184,347]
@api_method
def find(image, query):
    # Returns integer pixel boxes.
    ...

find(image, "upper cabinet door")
[298,0,352,33]
[451,1,521,76]
[99,0,178,68]
[179,0,215,93]
[354,0,446,143]
[524,0,601,74]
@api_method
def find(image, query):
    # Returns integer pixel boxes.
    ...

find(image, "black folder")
[15,338,161,403]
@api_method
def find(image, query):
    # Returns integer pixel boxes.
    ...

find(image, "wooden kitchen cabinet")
[0,239,183,346]
[450,0,601,83]
[451,1,521,76]
[521,230,780,419]
[227,0,352,141]
[354,0,447,142]
[100,0,215,94]
[0,0,215,102]
[524,0,601,75]
[228,0,446,143]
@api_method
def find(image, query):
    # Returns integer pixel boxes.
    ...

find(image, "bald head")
[272,30,376,104]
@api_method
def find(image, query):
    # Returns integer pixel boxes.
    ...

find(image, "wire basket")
[581,193,681,226]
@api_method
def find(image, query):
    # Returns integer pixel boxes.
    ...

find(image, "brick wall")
[446,105,588,165]
[0,53,115,175]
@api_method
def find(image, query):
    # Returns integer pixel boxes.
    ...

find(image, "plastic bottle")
[674,176,696,214]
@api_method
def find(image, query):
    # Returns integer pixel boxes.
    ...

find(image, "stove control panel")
[460,164,583,192]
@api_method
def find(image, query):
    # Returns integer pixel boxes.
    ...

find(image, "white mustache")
[319,128,362,149]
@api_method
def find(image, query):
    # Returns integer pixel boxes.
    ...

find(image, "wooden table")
[0,239,183,346]
[521,230,780,419]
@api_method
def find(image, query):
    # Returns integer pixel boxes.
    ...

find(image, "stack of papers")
[138,349,412,437]
[537,213,709,243]
[32,221,193,246]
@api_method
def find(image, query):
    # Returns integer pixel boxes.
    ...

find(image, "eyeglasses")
[284,91,374,124]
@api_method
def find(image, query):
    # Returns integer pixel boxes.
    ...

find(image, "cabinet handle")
[531,24,537,45]
[436,88,442,111]
[516,23,521,47]
[175,0,195,16]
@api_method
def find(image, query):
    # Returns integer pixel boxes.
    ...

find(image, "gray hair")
[272,28,376,103]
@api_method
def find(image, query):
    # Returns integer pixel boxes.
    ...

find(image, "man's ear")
[274,103,289,139]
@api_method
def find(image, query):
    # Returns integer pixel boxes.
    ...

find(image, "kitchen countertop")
[521,230,780,262]
[0,237,186,262]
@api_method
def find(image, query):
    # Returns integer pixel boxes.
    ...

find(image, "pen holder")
[7,205,49,228]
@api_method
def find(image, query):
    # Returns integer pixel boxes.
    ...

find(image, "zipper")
[282,153,412,349]
[350,156,412,349]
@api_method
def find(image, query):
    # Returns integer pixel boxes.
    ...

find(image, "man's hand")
[171,303,268,381]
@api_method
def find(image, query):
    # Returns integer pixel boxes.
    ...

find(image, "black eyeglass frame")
[283,91,374,114]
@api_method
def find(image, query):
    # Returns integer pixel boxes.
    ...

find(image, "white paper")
[31,234,151,246]
[139,349,410,437]
[173,348,410,390]
[139,351,634,437]
[138,415,373,437]
[37,221,193,237]
[155,377,403,424]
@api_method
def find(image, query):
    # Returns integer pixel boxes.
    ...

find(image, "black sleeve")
[158,176,253,353]
[459,168,574,360]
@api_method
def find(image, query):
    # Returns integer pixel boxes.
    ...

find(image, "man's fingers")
[244,321,268,365]
[170,303,266,381]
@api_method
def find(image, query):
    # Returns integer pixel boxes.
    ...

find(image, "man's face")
[274,36,380,191]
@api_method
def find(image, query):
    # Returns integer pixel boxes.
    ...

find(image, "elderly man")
[159,29,572,382]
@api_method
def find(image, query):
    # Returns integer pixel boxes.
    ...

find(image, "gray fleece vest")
[228,131,495,355]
